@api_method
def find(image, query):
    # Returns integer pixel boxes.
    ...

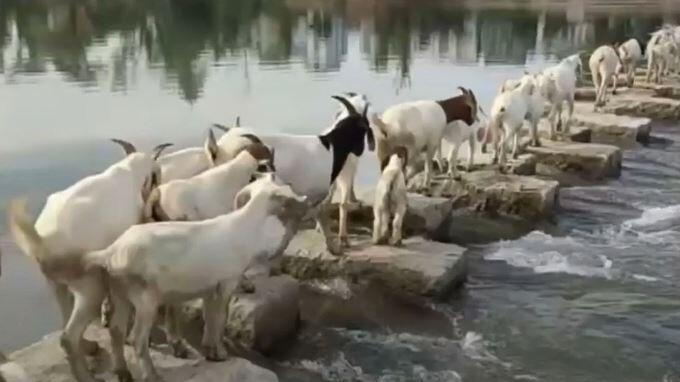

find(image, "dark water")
[1,1,680,381]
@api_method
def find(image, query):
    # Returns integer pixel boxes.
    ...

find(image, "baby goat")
[7,140,171,382]
[83,175,308,382]
[373,147,408,246]
[144,142,274,222]
[371,87,480,190]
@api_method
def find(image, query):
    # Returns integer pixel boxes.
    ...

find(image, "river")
[0,1,679,381]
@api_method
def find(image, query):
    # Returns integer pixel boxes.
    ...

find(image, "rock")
[572,103,652,143]
[225,276,300,353]
[600,89,680,120]
[429,170,559,220]
[9,329,278,382]
[525,140,622,185]
[277,230,467,299]
[330,190,454,240]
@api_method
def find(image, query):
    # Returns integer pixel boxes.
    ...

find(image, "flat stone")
[428,170,559,220]
[9,328,278,382]
[225,276,300,353]
[525,140,622,185]
[599,89,680,120]
[572,102,652,143]
[278,230,467,299]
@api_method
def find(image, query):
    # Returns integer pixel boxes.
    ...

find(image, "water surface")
[1,1,679,381]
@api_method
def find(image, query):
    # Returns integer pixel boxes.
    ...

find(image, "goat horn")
[212,123,231,133]
[331,95,358,116]
[457,86,468,95]
[235,116,241,127]
[362,102,370,120]
[110,139,137,155]
[152,143,173,160]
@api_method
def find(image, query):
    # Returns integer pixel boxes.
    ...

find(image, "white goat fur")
[372,101,447,189]
[616,39,642,87]
[7,146,166,382]
[542,53,582,135]
[83,176,307,381]
[488,76,535,166]
[372,153,407,246]
[0,360,32,382]
[589,45,621,108]
[146,149,268,221]
[646,31,677,84]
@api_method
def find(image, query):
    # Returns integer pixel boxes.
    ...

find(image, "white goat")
[216,96,374,254]
[590,45,623,108]
[83,175,308,382]
[541,53,582,136]
[486,76,535,166]
[616,39,642,87]
[373,147,408,246]
[7,140,171,382]
[144,142,274,222]
[646,31,677,84]
[371,88,480,188]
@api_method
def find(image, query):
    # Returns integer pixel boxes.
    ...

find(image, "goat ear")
[204,129,219,164]
[234,188,252,210]
[152,143,173,161]
[370,113,388,138]
[111,139,137,156]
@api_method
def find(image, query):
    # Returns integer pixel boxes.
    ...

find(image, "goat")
[216,95,374,254]
[616,39,642,87]
[590,45,624,108]
[646,32,677,84]
[83,175,308,382]
[541,53,582,136]
[143,142,274,222]
[7,140,172,382]
[371,87,480,189]
[373,147,408,246]
[0,352,31,382]
[486,75,535,167]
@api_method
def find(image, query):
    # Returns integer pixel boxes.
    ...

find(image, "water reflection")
[0,0,674,102]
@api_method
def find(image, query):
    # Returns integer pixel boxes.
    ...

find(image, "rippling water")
[1,1,680,381]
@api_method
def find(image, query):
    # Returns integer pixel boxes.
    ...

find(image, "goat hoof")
[116,369,134,382]
[339,235,350,247]
[171,340,193,359]
[204,345,228,362]
[389,237,403,247]
[481,145,487,154]
[532,140,541,147]
[82,339,101,356]
[512,153,519,160]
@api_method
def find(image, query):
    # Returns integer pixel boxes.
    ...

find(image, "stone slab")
[9,329,278,382]
[278,230,467,299]
[572,102,652,143]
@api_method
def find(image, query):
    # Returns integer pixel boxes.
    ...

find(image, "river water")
[1,1,679,381]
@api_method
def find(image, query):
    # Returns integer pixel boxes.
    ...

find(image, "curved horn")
[152,143,173,160]
[235,116,241,127]
[110,139,137,156]
[331,95,358,116]
[212,123,231,133]
[457,86,469,95]
[362,102,370,120]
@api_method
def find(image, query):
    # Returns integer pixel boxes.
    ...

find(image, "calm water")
[1,1,680,381]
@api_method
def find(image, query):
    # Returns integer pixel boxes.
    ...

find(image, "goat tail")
[83,249,109,272]
[7,198,49,263]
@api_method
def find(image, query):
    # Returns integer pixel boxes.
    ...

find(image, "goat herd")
[2,24,678,382]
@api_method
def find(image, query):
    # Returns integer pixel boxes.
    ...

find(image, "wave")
[485,232,614,278]
[623,204,680,232]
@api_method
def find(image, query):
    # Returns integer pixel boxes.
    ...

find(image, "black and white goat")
[216,96,374,254]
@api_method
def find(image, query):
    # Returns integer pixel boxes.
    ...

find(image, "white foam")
[623,204,680,231]
[632,274,660,282]
[486,232,614,278]
[461,332,511,368]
